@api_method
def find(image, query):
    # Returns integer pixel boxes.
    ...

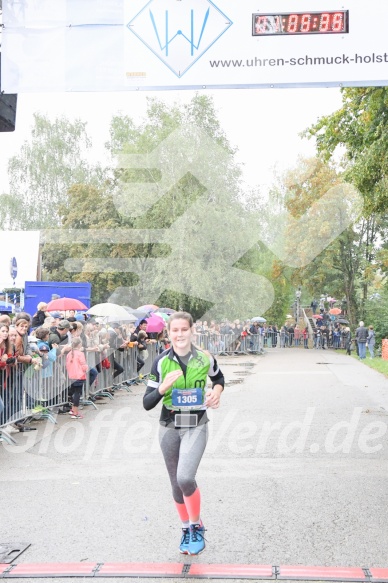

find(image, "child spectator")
[31,302,49,329]
[66,337,88,419]
[35,332,55,367]
[156,328,170,354]
[27,335,44,370]
[367,325,375,358]
[136,330,149,374]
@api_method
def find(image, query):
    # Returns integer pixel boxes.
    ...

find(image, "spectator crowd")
[0,301,378,436]
[0,306,160,431]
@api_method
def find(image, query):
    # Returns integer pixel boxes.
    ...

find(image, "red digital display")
[252,11,349,36]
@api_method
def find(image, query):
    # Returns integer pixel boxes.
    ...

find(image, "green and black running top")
[143,345,224,426]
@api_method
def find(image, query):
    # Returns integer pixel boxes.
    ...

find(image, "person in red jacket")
[66,337,88,419]
[302,327,309,349]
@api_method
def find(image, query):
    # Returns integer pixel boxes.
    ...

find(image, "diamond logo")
[127,0,233,78]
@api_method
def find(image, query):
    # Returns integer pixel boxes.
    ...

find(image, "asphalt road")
[1,347,387,583]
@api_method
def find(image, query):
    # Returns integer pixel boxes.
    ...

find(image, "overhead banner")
[2,0,388,91]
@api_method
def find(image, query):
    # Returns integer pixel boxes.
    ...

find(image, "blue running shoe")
[188,523,206,555]
[179,528,190,554]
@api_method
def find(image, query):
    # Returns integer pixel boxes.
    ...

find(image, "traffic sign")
[9,257,17,281]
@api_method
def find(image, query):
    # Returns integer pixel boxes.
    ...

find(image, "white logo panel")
[127,0,232,77]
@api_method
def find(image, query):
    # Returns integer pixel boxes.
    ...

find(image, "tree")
[303,88,388,323]
[363,269,388,348]
[43,95,275,319]
[238,185,294,324]
[2,113,95,229]
[99,95,274,319]
[304,87,388,215]
[42,183,142,304]
[269,157,388,326]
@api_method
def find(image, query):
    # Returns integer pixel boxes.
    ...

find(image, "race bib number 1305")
[171,388,203,410]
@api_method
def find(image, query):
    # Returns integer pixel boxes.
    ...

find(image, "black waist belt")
[162,409,208,427]
[169,409,206,418]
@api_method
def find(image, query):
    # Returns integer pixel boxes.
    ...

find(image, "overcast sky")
[0,87,343,195]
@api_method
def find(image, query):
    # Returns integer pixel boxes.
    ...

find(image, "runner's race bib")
[171,388,203,410]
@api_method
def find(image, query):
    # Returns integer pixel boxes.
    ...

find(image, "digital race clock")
[252,11,349,36]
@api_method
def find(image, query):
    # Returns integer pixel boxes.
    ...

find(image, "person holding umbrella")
[314,314,324,328]
[143,312,224,556]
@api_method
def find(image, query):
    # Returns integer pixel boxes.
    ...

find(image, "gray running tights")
[159,423,208,503]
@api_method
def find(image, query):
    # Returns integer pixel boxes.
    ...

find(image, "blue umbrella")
[157,307,177,315]
[126,308,152,321]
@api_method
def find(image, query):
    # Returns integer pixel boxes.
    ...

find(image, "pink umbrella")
[313,314,323,319]
[146,314,166,333]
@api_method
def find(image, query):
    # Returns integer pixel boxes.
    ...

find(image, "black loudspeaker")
[0,54,17,132]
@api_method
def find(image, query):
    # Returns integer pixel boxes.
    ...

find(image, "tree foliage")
[365,287,388,345]
[304,87,388,215]
[2,113,95,229]
[271,157,388,327]
[303,88,388,329]
[42,96,277,319]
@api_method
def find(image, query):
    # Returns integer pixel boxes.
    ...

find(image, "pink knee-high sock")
[174,501,189,523]
[183,488,201,523]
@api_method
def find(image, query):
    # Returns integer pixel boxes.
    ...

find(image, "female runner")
[143,312,224,556]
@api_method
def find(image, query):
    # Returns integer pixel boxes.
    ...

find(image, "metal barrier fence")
[194,332,267,354]
[277,331,310,349]
[194,330,354,354]
[0,343,157,445]
[194,331,312,354]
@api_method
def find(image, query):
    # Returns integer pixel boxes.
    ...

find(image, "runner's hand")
[159,369,183,395]
[205,387,222,408]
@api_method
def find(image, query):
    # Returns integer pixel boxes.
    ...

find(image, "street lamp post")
[295,287,302,322]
